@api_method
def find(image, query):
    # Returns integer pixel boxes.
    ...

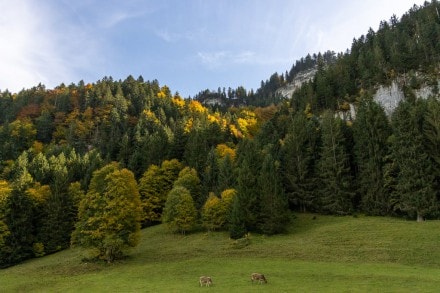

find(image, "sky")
[0,0,428,97]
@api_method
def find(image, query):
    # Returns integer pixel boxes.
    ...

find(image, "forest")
[0,1,439,267]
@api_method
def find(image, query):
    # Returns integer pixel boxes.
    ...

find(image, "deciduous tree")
[72,163,142,262]
[162,186,197,234]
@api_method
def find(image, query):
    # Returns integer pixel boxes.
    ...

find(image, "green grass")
[2,214,440,292]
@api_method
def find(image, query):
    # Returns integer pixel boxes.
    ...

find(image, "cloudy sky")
[0,0,427,97]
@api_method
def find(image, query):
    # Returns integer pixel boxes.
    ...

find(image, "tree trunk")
[417,212,424,222]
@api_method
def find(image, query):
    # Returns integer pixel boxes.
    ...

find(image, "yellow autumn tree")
[201,189,236,231]
[72,163,142,262]
[189,100,207,114]
[215,144,236,161]
[201,193,223,231]
[0,180,12,248]
[162,186,197,234]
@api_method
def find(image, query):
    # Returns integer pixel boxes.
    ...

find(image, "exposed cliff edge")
[373,79,439,116]
[276,67,317,99]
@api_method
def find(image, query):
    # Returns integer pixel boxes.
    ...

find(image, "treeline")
[197,1,440,110]
[193,50,336,108]
[0,75,276,267]
[292,1,440,112]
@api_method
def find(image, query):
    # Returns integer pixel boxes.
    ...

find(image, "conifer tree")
[229,139,260,238]
[258,153,290,234]
[228,195,247,240]
[184,128,210,174]
[217,154,235,191]
[202,148,219,195]
[423,97,440,205]
[318,111,354,214]
[2,188,35,266]
[353,98,392,215]
[391,100,437,221]
[283,111,319,212]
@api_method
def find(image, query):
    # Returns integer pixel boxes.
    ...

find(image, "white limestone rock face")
[373,80,439,116]
[414,83,438,100]
[276,68,317,99]
[373,81,405,116]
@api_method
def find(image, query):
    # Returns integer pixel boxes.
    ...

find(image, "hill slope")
[2,214,440,292]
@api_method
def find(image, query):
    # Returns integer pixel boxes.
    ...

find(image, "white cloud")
[99,10,147,29]
[197,50,260,69]
[0,1,58,91]
[233,51,257,64]
[0,0,103,92]
[197,51,228,68]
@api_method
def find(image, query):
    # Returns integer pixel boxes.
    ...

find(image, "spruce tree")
[318,111,354,214]
[202,148,219,195]
[228,195,247,240]
[258,153,290,234]
[3,188,35,265]
[282,111,319,212]
[217,154,235,191]
[391,100,437,221]
[353,98,392,215]
[233,139,261,232]
[423,97,440,212]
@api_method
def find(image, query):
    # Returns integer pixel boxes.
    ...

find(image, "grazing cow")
[251,273,267,284]
[199,276,213,287]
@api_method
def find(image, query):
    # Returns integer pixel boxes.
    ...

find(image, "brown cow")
[251,273,267,284]
[199,276,213,287]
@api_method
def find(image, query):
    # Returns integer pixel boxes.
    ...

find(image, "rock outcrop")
[276,67,317,99]
[373,80,439,116]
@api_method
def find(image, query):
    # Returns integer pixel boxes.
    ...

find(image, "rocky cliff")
[373,79,439,116]
[276,67,317,99]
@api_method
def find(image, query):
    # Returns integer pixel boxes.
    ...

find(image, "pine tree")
[2,188,35,266]
[229,139,260,238]
[202,148,219,195]
[423,97,440,209]
[318,111,354,214]
[217,154,235,191]
[183,128,210,174]
[391,100,437,221]
[258,153,290,235]
[228,195,247,240]
[282,111,319,212]
[353,98,392,215]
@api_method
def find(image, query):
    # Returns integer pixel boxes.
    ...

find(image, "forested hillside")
[1,1,439,268]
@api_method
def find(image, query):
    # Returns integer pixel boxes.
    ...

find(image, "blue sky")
[0,0,427,97]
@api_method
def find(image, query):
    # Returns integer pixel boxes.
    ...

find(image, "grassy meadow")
[1,213,440,292]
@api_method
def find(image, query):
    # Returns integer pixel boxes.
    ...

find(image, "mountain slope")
[1,214,440,292]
